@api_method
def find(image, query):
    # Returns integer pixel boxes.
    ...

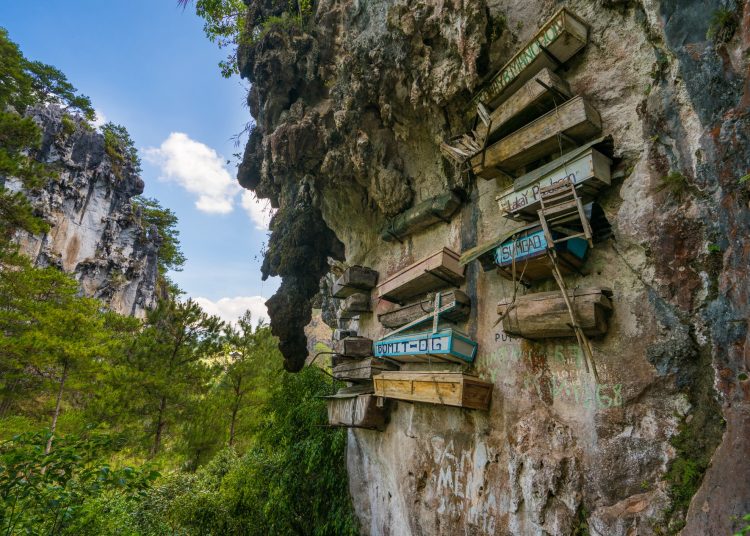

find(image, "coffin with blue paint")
[460,222,589,284]
[493,227,588,282]
[373,328,477,365]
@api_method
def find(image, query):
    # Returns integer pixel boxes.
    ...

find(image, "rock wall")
[238,0,750,533]
[8,106,159,317]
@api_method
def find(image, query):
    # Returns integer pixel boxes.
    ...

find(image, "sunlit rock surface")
[10,106,159,317]
[238,0,750,533]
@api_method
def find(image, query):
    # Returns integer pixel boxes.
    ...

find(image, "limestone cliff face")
[9,106,159,317]
[238,0,750,534]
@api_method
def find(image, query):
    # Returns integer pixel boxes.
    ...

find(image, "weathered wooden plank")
[475,68,572,145]
[498,288,613,338]
[377,248,464,304]
[470,8,588,112]
[378,290,471,329]
[373,372,492,410]
[335,336,373,357]
[339,292,371,319]
[332,266,379,298]
[381,193,461,242]
[373,328,477,365]
[471,96,602,179]
[333,357,398,382]
[326,394,389,430]
[496,146,611,219]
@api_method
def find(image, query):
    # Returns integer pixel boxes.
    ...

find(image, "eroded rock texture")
[9,106,159,317]
[238,0,750,533]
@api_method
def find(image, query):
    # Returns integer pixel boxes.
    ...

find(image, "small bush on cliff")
[707,7,738,44]
[102,122,141,176]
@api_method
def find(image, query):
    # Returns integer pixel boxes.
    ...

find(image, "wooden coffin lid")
[374,371,489,385]
[497,287,613,308]
[377,247,464,298]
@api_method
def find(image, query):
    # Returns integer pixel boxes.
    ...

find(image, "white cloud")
[143,132,272,229]
[93,109,108,128]
[241,190,275,230]
[194,296,269,327]
[143,132,240,215]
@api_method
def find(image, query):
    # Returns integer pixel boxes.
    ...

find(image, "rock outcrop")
[8,106,159,317]
[237,0,750,534]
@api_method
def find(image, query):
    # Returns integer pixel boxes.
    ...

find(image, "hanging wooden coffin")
[335,336,373,357]
[471,96,602,179]
[333,356,398,382]
[469,8,588,113]
[326,392,389,430]
[496,144,612,220]
[495,227,588,282]
[373,371,492,410]
[332,266,379,298]
[377,248,464,304]
[339,293,371,319]
[373,328,477,365]
[381,193,461,242]
[378,290,471,329]
[497,287,613,339]
[475,68,573,148]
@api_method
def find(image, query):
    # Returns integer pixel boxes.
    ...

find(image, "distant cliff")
[8,106,159,317]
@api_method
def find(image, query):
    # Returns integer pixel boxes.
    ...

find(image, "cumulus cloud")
[93,109,108,128]
[194,296,269,327]
[241,190,275,230]
[143,133,272,229]
[143,132,239,215]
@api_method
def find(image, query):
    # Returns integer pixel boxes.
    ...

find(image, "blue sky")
[2,0,278,323]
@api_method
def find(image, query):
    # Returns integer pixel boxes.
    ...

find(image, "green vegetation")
[0,27,357,535]
[182,0,314,77]
[707,7,738,44]
[657,170,688,201]
[132,196,187,276]
[102,122,141,177]
[734,513,750,536]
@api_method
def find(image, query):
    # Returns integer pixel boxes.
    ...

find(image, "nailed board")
[326,394,389,430]
[373,328,477,365]
[373,371,492,410]
[335,336,373,357]
[470,8,588,112]
[471,96,602,179]
[382,193,461,242]
[333,357,398,382]
[496,146,611,219]
[377,248,465,304]
[378,290,471,329]
[497,287,612,338]
[332,266,379,298]
[476,68,572,146]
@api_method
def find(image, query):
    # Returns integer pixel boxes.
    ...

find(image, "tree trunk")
[229,376,242,447]
[151,395,167,456]
[229,404,239,447]
[45,361,69,455]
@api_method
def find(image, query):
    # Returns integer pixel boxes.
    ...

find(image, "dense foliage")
[0,28,357,535]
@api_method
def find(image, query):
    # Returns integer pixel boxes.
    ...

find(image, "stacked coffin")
[369,249,490,411]
[449,9,616,344]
